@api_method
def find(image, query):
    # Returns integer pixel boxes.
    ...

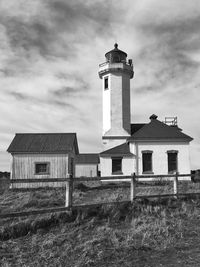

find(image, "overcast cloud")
[0,0,200,170]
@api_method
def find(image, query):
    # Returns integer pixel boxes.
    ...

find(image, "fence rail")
[1,172,199,218]
[9,173,191,184]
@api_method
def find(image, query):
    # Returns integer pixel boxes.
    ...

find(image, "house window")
[142,151,153,173]
[104,77,108,90]
[35,162,50,175]
[167,151,178,173]
[112,157,122,174]
[70,158,74,177]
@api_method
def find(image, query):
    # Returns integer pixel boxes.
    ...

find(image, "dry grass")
[1,179,200,215]
[1,179,200,266]
[1,199,200,266]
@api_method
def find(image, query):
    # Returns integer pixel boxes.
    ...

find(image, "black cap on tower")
[105,43,127,63]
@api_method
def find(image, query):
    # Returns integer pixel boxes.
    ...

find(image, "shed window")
[35,163,50,175]
[142,151,153,173]
[168,151,178,173]
[112,157,122,174]
[104,77,108,90]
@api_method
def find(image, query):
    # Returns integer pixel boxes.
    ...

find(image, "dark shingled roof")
[7,133,79,154]
[100,143,134,157]
[129,118,193,142]
[76,154,100,164]
[131,123,146,135]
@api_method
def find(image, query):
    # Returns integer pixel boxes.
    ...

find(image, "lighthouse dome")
[105,43,127,63]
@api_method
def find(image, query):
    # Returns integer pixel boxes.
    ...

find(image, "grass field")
[1,178,200,266]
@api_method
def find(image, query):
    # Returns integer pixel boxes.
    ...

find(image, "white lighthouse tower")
[98,43,134,150]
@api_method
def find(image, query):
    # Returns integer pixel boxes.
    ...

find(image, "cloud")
[10,91,29,100]
[49,0,111,31]
[53,86,79,97]
[133,15,200,94]
[8,86,77,110]
[0,0,113,64]
[53,76,90,96]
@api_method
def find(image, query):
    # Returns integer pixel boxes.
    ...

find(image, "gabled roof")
[129,116,193,142]
[76,154,100,164]
[100,143,134,157]
[7,133,79,154]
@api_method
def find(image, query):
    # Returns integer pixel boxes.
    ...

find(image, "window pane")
[168,153,177,172]
[104,77,108,89]
[142,153,152,172]
[112,158,122,173]
[70,158,74,176]
[35,163,49,174]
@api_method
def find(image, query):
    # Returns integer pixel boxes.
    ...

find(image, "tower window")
[112,157,122,174]
[142,151,153,173]
[104,77,108,90]
[167,151,178,173]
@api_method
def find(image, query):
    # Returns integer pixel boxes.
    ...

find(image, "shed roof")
[76,154,100,164]
[129,117,193,142]
[100,143,134,157]
[7,133,79,154]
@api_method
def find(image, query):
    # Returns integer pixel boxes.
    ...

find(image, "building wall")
[102,72,131,150]
[122,74,131,134]
[102,72,131,137]
[11,153,73,188]
[75,164,98,177]
[100,156,135,177]
[130,141,191,177]
[102,74,111,135]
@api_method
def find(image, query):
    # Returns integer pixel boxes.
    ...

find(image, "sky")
[0,0,200,171]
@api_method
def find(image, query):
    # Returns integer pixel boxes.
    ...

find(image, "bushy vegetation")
[0,172,10,179]
[0,177,10,194]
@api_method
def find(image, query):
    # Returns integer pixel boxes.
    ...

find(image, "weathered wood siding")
[75,164,98,177]
[11,153,70,188]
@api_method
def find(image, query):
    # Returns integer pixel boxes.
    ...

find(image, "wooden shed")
[75,153,100,177]
[7,133,79,188]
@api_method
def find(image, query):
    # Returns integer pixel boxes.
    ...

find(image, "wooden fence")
[1,172,199,218]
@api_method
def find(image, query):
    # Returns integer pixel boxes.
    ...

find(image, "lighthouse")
[98,43,134,150]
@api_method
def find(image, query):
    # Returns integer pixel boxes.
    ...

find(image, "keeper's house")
[100,115,193,177]
[7,133,79,188]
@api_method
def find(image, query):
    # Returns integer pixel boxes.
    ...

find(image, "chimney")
[149,114,158,121]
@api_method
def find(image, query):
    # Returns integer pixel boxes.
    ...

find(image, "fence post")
[65,174,73,208]
[173,172,179,198]
[130,173,136,202]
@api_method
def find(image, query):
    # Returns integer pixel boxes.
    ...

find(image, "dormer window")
[104,77,108,90]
